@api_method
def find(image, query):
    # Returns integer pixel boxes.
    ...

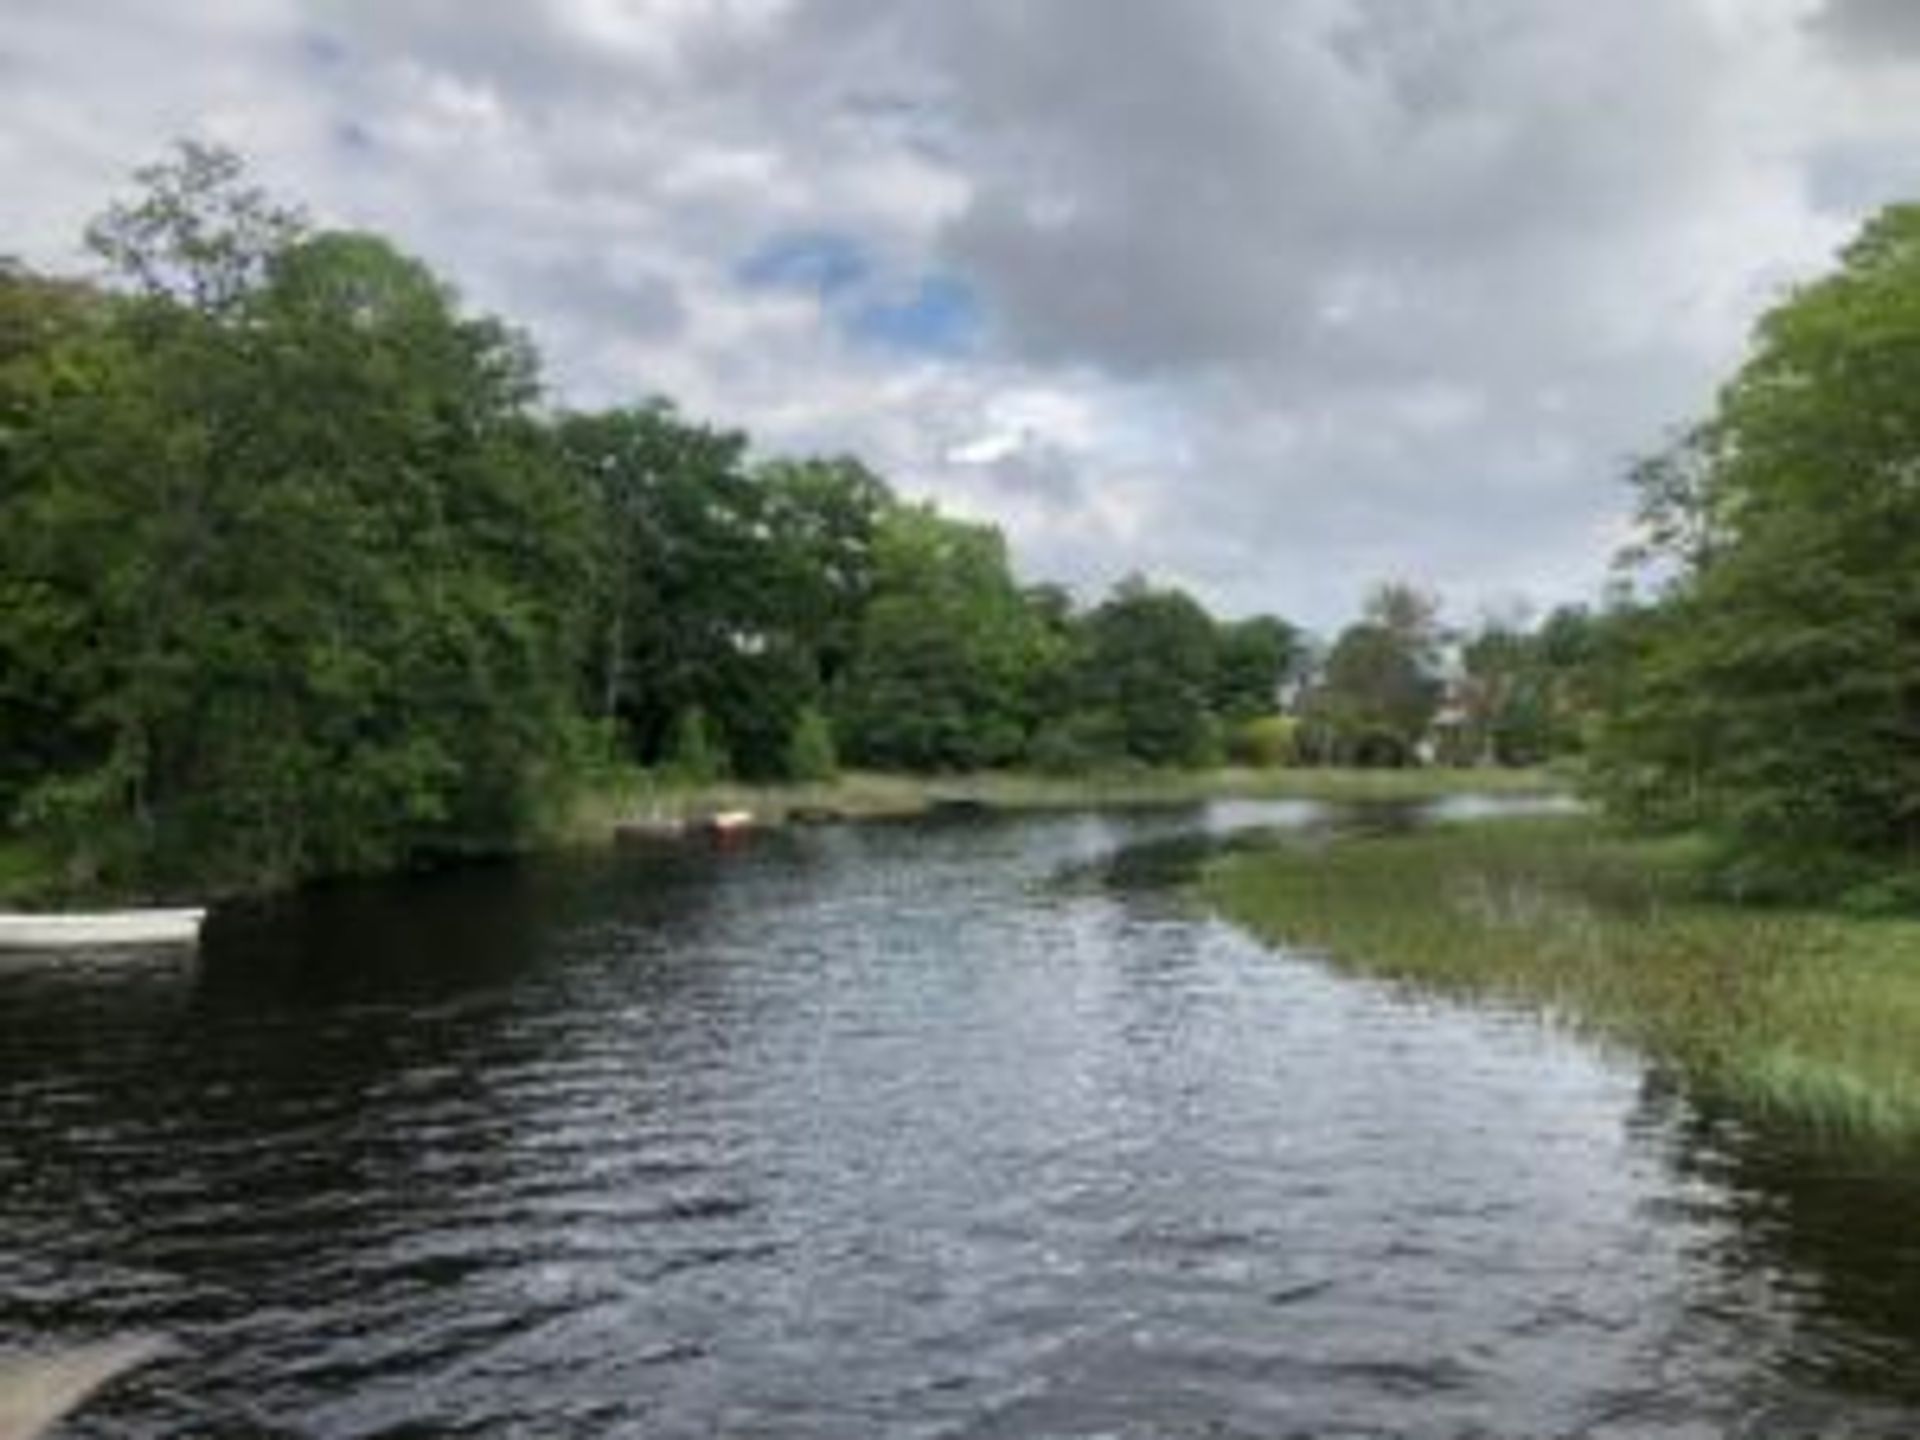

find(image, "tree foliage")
[1075,578,1221,767]
[785,705,839,784]
[1597,204,1920,898]
[5,145,1490,899]
[1212,615,1302,722]
[1299,583,1444,766]
[3,146,590,892]
[836,506,1052,770]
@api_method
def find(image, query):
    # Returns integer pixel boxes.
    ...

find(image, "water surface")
[5,800,1920,1437]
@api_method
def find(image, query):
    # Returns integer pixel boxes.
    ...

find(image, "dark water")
[6,800,1920,1438]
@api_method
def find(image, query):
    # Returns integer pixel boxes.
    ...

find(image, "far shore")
[560,764,1562,842]
[1,765,1560,909]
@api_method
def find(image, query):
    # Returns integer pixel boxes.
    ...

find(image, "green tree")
[1075,577,1220,767]
[1301,583,1445,766]
[837,506,1049,770]
[1533,604,1609,756]
[1456,617,1553,767]
[556,411,887,779]
[0,263,119,830]
[4,147,592,891]
[556,402,753,745]
[1212,615,1302,722]
[758,456,891,692]
[785,705,839,783]
[1600,204,1920,896]
[1229,714,1300,768]
[662,706,729,786]
[85,140,304,314]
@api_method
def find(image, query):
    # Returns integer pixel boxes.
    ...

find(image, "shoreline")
[557,765,1563,842]
[1201,814,1920,1151]
[0,768,1558,909]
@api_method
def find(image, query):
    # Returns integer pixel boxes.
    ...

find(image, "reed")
[1202,815,1920,1147]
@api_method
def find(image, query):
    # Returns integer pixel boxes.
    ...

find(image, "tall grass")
[1202,816,1920,1148]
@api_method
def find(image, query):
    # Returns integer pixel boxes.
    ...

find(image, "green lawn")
[1202,814,1920,1148]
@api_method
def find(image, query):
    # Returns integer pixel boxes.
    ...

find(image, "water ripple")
[7,803,1920,1436]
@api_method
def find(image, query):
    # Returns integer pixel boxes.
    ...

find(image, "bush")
[662,706,729,787]
[1190,714,1227,770]
[1027,710,1128,775]
[785,706,839,783]
[1230,714,1298,769]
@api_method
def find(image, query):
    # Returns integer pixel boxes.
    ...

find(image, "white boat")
[702,809,755,836]
[0,1336,170,1439]
[0,908,206,951]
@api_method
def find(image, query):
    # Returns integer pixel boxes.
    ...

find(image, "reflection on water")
[2,800,1919,1437]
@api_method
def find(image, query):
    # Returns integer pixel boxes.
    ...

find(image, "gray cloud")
[786,0,1811,622]
[1807,139,1920,215]
[969,443,1086,512]
[889,0,1735,378]
[0,0,1890,630]
[1809,0,1920,61]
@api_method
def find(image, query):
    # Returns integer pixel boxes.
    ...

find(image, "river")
[5,799,1920,1437]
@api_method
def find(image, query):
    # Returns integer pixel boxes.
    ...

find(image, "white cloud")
[1,0,1909,630]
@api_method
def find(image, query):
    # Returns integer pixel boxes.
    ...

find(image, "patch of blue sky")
[847,274,981,357]
[735,231,871,299]
[739,229,984,358]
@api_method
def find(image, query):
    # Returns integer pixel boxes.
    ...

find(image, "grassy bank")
[1203,815,1920,1147]
[561,765,1560,842]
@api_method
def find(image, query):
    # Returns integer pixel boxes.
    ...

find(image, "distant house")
[1420,698,1473,767]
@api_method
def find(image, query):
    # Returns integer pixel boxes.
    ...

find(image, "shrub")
[662,706,729,787]
[1230,714,1298,769]
[1027,710,1128,775]
[785,706,839,783]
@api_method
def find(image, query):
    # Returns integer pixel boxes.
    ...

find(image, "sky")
[5,0,1919,631]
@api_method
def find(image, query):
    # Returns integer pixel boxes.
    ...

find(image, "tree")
[1229,714,1299,768]
[758,456,891,692]
[1455,617,1552,767]
[837,506,1050,770]
[0,263,119,828]
[1212,615,1302,722]
[1300,583,1445,766]
[785,705,839,784]
[556,413,889,779]
[1075,577,1220,767]
[557,401,750,737]
[4,149,592,890]
[1364,582,1446,671]
[1599,204,1920,896]
[1534,604,1609,756]
[84,140,304,314]
[662,706,728,786]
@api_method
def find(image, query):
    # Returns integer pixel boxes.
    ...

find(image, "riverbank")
[1202,814,1920,1147]
[562,765,1560,842]
[1,766,1556,907]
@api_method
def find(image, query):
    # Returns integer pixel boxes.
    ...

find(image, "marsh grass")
[560,765,1560,842]
[1202,816,1920,1148]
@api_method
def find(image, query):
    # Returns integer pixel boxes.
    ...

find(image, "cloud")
[0,0,1902,631]
[1808,0,1920,61]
